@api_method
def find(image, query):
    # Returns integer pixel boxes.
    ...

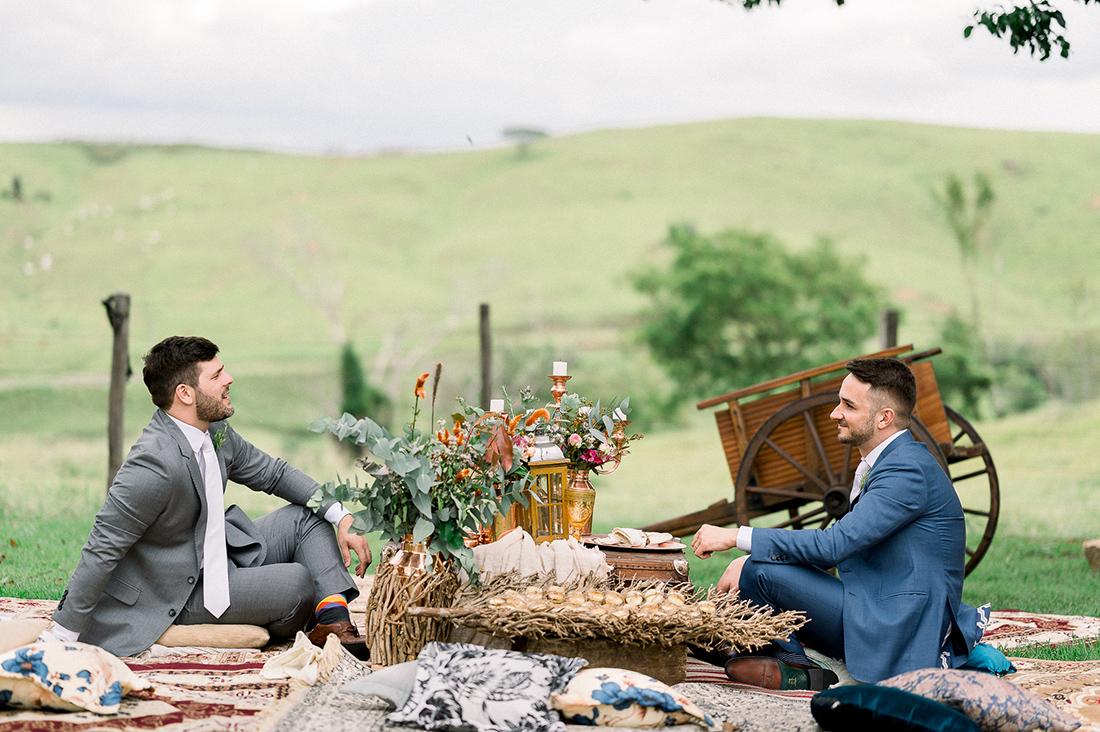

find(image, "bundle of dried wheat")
[431,572,804,653]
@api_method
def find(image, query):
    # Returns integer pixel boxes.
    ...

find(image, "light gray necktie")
[850,458,870,504]
[200,435,230,618]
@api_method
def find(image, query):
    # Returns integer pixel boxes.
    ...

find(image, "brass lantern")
[518,431,570,543]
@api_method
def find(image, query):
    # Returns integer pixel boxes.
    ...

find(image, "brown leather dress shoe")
[307,621,370,661]
[724,656,837,691]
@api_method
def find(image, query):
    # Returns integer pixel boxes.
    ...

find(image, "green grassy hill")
[2,118,1100,509]
[4,118,1100,379]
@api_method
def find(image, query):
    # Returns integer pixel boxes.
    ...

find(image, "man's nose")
[830,405,841,420]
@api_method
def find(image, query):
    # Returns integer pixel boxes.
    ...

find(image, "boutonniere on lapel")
[859,471,869,491]
[211,426,228,452]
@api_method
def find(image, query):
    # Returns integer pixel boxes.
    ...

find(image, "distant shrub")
[339,342,390,429]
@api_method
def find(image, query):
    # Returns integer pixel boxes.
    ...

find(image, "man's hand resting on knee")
[337,514,372,578]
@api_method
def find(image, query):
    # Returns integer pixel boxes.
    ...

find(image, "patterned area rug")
[3,597,1100,731]
[982,609,1100,650]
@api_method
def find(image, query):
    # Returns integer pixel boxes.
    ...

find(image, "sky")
[1,0,1099,155]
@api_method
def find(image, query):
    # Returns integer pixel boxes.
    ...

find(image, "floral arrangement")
[309,367,537,576]
[545,392,642,472]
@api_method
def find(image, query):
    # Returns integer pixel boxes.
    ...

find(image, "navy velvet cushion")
[811,684,983,732]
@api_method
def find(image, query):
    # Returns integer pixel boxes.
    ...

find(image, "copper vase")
[388,534,429,577]
[564,468,595,539]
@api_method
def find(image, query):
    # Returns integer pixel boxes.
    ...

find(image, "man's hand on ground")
[337,514,372,578]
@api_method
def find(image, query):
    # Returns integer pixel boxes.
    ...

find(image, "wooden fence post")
[480,303,491,410]
[880,308,899,349]
[103,293,131,489]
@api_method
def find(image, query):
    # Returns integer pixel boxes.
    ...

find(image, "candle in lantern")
[552,361,568,376]
[489,399,504,413]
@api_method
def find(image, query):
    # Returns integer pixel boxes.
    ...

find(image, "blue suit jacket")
[749,431,987,683]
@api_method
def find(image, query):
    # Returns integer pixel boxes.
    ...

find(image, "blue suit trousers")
[738,559,846,662]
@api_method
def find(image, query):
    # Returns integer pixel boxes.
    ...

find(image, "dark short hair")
[143,336,220,410]
[844,357,916,425]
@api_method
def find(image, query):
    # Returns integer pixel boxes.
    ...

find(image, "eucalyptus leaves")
[309,371,535,576]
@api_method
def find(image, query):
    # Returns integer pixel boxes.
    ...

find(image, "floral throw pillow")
[552,668,714,727]
[0,642,153,715]
[880,668,1080,732]
[386,642,587,732]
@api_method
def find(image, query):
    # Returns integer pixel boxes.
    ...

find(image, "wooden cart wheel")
[733,392,993,575]
[939,405,1000,576]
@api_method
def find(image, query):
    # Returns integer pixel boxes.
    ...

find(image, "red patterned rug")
[4,598,1100,731]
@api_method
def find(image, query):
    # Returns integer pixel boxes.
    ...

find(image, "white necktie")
[200,435,230,618]
[850,458,870,504]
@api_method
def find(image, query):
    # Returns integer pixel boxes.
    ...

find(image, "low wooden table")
[584,536,692,586]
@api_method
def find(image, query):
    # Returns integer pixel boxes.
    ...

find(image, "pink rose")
[568,433,583,447]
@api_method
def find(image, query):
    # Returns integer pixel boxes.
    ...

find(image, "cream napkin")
[260,631,341,685]
[472,529,611,583]
[609,527,674,547]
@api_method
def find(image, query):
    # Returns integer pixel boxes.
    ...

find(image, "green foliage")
[339,342,390,428]
[935,312,994,417]
[309,388,536,577]
[633,224,883,401]
[966,0,1097,60]
[989,342,1050,415]
[931,172,995,263]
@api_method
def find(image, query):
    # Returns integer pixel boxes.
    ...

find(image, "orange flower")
[525,408,550,426]
[414,372,429,399]
[437,428,451,444]
[455,430,466,446]
[456,468,471,481]
[508,414,523,433]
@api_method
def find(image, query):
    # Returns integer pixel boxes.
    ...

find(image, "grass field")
[2,120,1099,659]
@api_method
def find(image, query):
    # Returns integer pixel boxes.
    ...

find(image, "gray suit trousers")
[176,504,356,638]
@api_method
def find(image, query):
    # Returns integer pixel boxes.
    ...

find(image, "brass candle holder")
[549,374,571,405]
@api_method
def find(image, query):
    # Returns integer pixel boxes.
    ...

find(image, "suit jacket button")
[169,609,177,617]
[187,576,196,584]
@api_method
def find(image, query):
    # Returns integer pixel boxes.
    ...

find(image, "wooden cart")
[643,345,999,576]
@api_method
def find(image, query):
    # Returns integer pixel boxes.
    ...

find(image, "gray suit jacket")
[54,410,332,656]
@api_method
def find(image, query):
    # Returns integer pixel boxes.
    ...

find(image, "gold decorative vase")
[564,468,596,539]
[364,534,458,667]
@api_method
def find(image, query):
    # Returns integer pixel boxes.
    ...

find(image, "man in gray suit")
[51,336,372,658]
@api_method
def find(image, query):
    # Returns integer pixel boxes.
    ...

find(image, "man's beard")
[837,418,874,446]
[195,387,235,423]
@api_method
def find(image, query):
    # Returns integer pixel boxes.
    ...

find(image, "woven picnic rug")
[3,597,1099,731]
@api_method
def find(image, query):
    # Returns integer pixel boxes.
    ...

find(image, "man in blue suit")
[692,358,987,688]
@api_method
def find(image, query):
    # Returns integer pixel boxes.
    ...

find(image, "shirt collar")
[166,412,209,454]
[864,428,908,469]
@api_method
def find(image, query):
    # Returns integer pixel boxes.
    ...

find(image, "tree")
[340,342,391,428]
[633,224,883,401]
[930,171,996,333]
[724,0,1097,59]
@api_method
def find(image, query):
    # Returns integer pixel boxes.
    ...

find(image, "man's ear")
[878,406,896,430]
[175,383,195,407]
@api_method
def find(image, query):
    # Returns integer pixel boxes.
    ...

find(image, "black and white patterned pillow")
[386,642,587,732]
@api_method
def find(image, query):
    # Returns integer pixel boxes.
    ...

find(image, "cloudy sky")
[1,0,1099,155]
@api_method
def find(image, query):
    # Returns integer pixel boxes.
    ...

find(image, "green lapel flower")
[211,426,228,451]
